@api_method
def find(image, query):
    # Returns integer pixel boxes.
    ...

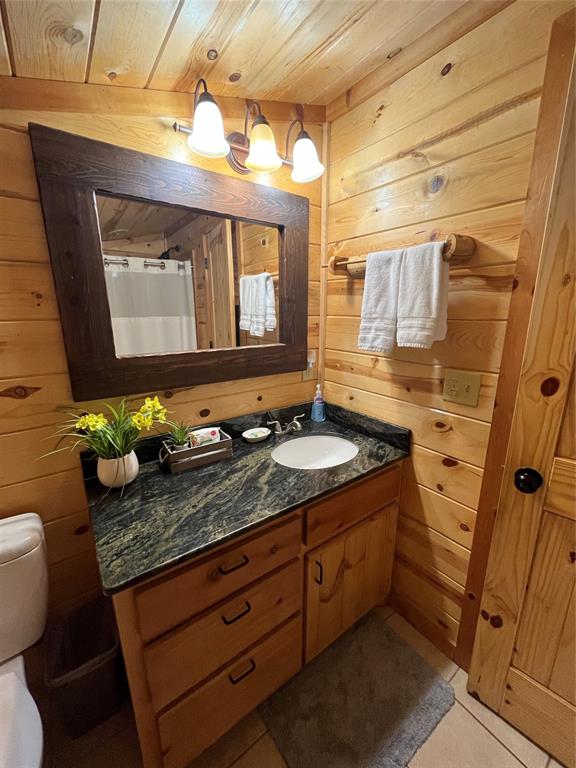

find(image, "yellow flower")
[75,415,89,430]
[132,412,154,431]
[76,413,108,431]
[139,396,167,424]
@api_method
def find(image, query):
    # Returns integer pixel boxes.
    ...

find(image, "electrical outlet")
[442,368,481,407]
[302,363,316,381]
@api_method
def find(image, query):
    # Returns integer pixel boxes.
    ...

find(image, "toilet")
[0,514,48,768]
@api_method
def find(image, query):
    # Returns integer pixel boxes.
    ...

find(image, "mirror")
[29,124,308,401]
[96,194,280,357]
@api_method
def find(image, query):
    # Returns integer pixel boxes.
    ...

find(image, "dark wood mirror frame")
[28,124,309,402]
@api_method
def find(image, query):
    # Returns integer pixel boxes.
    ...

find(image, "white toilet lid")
[0,671,43,768]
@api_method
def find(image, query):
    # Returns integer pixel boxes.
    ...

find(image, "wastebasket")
[45,596,126,737]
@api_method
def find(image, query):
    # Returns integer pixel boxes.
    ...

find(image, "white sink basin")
[271,434,359,470]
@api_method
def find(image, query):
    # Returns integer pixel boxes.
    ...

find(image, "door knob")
[514,467,544,494]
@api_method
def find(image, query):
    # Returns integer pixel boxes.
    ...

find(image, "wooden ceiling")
[96,194,197,241]
[0,0,467,105]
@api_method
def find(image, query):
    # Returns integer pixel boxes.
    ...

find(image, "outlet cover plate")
[442,368,481,407]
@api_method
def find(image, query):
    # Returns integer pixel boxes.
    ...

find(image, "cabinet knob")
[514,467,544,494]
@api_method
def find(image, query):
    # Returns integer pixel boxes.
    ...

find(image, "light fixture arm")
[193,78,209,109]
[285,118,305,160]
[243,101,263,138]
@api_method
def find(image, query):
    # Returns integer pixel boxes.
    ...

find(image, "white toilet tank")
[0,514,48,663]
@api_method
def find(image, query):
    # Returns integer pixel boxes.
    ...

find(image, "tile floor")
[33,608,562,768]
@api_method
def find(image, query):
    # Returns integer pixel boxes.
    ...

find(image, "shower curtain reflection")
[103,257,197,357]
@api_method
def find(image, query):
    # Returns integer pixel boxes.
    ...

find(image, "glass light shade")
[187,93,230,159]
[291,131,325,183]
[245,116,283,172]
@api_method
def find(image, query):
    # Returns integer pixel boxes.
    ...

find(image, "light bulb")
[291,130,325,183]
[187,92,229,159]
[245,115,282,173]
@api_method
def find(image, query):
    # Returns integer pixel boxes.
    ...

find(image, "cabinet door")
[305,505,397,661]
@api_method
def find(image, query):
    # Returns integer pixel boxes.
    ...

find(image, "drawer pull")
[221,600,252,626]
[228,658,256,685]
[218,554,249,575]
[314,560,324,586]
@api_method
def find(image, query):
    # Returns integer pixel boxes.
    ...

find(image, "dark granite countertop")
[89,404,410,593]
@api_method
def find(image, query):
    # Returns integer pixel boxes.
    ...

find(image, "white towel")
[239,273,276,337]
[357,250,403,353]
[396,241,448,349]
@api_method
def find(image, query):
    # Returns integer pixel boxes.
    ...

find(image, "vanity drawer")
[159,616,302,768]
[135,516,301,642]
[305,465,401,547]
[145,560,302,711]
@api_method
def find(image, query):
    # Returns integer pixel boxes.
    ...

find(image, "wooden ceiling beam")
[326,0,513,122]
[0,76,326,124]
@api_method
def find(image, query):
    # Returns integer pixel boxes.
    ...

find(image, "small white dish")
[242,427,271,443]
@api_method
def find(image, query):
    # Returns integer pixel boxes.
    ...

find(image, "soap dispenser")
[311,383,326,422]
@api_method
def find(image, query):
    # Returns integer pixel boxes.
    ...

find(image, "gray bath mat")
[259,612,454,768]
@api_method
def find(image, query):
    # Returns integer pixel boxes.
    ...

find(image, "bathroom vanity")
[89,409,409,768]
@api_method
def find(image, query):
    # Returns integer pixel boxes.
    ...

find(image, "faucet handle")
[291,414,305,430]
[267,419,283,434]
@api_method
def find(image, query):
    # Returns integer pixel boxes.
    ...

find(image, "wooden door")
[305,505,397,661]
[205,219,235,349]
[191,245,213,350]
[468,11,575,766]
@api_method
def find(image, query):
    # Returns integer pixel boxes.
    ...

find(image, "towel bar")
[327,233,476,278]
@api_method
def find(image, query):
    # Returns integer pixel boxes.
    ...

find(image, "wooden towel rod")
[327,233,476,278]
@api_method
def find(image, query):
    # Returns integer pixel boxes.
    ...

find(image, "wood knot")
[107,71,118,81]
[0,384,41,400]
[490,614,503,628]
[436,483,444,492]
[270,545,279,554]
[512,277,519,290]
[460,523,470,532]
[429,174,445,193]
[207,48,219,60]
[386,47,402,60]
[540,377,560,396]
[257,395,263,401]
[562,273,572,286]
[441,62,453,76]
[199,408,210,418]
[442,457,458,467]
[63,26,84,45]
[481,609,490,620]
[569,551,576,563]
[229,72,242,82]
[163,390,174,399]
[467,591,475,600]
[74,524,89,536]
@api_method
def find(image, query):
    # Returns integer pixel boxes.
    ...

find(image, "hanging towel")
[396,241,449,349]
[239,273,276,337]
[357,250,404,353]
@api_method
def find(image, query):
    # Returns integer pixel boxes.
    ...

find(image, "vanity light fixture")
[173,92,325,183]
[285,118,325,183]
[186,79,230,159]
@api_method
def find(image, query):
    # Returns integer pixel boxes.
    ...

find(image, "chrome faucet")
[267,414,305,435]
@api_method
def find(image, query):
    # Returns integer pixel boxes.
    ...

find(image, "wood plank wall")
[323,0,571,658]
[0,88,322,613]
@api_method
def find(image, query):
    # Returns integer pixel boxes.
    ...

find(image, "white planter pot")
[171,443,189,452]
[97,451,139,488]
